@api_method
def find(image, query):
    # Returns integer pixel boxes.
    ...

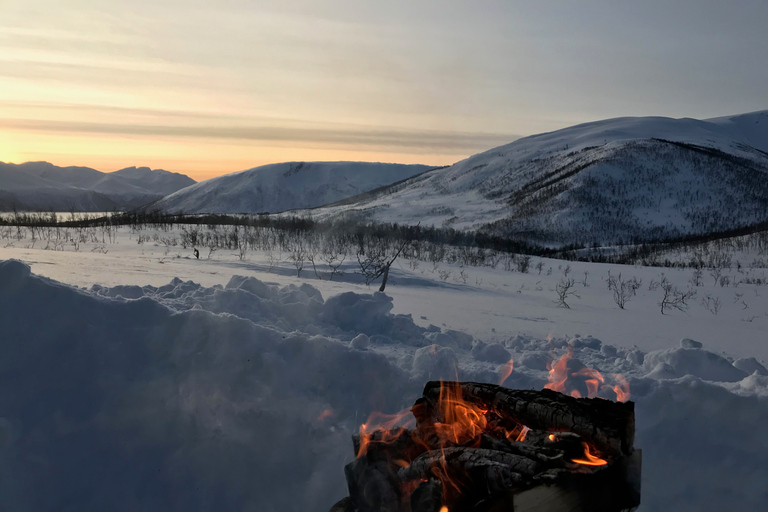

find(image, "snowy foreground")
[1,234,768,511]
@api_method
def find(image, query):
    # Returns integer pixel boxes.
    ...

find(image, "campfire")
[330,356,641,512]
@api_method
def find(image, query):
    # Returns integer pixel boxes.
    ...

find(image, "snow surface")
[2,228,768,511]
[0,162,195,211]
[299,111,768,245]
[151,161,432,214]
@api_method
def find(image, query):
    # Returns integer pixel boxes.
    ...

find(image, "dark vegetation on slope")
[4,210,768,273]
[476,139,768,246]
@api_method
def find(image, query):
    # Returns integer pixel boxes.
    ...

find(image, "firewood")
[422,381,635,455]
[398,447,541,485]
[344,458,401,512]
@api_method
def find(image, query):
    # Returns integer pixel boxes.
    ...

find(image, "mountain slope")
[151,161,432,214]
[306,111,768,246]
[0,162,195,211]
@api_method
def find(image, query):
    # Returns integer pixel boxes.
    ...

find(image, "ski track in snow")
[1,232,768,511]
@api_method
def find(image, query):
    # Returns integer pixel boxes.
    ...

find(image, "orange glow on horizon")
[0,128,460,182]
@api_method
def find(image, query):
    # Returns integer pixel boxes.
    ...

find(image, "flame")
[545,348,630,402]
[498,358,514,386]
[516,426,530,442]
[571,442,608,466]
[572,368,605,397]
[544,347,573,393]
[357,408,415,457]
[433,381,488,446]
[548,433,556,442]
[610,373,631,402]
[440,507,449,512]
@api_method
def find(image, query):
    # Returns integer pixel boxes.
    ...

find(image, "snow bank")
[1,260,767,511]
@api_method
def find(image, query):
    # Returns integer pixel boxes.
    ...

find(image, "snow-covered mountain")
[0,162,195,211]
[151,161,432,214]
[306,111,768,246]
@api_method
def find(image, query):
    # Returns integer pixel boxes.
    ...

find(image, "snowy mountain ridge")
[303,110,768,246]
[0,161,196,211]
[151,161,433,214]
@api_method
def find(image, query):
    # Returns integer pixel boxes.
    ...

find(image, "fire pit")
[330,380,641,512]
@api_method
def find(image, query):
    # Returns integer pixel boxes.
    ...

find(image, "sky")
[1,0,766,181]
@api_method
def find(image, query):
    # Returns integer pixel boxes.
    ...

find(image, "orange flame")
[434,381,488,446]
[544,347,573,393]
[573,367,605,397]
[357,408,415,457]
[545,348,630,402]
[610,373,631,402]
[498,358,514,386]
[572,442,608,466]
[440,507,449,512]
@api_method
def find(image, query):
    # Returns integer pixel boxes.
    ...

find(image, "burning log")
[420,381,635,456]
[332,381,641,512]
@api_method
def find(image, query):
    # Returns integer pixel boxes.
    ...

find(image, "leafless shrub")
[701,294,721,315]
[689,268,703,287]
[555,277,579,309]
[659,278,696,314]
[606,271,641,309]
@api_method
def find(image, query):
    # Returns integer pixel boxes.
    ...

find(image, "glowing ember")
[572,442,608,466]
[439,507,449,512]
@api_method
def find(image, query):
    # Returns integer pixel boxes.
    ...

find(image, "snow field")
[1,249,768,510]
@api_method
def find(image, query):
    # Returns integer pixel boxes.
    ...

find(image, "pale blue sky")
[1,0,766,179]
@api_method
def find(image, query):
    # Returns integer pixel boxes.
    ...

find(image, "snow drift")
[1,260,767,511]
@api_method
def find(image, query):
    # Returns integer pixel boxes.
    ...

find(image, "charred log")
[421,381,635,455]
[334,382,640,512]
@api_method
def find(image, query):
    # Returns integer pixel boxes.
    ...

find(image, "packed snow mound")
[0,161,195,211]
[307,111,768,246]
[150,161,432,214]
[1,260,767,511]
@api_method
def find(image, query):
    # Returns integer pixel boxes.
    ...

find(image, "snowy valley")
[2,110,768,511]
[1,219,768,511]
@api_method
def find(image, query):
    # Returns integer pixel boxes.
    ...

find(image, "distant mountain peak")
[0,161,196,212]
[152,161,433,214]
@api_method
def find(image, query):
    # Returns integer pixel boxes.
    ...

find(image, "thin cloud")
[1,117,518,154]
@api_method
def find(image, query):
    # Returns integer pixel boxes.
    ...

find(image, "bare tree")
[659,278,696,314]
[290,239,307,277]
[709,267,723,286]
[321,236,346,281]
[606,271,640,309]
[357,236,411,292]
[555,277,580,309]
[689,268,703,287]
[701,294,721,315]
